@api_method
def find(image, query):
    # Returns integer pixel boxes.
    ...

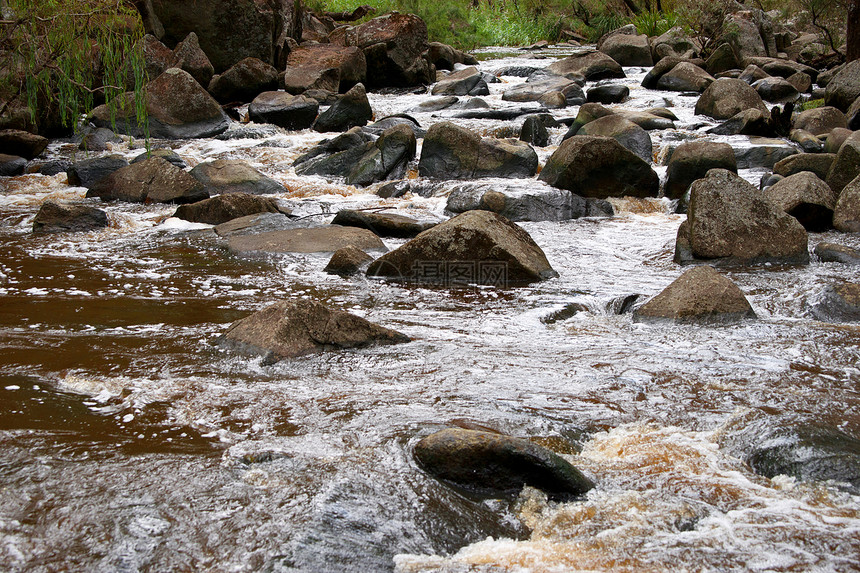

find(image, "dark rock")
[408,96,459,113]
[293,127,374,166]
[762,171,836,232]
[148,0,301,73]
[539,135,659,199]
[324,245,374,276]
[753,76,799,103]
[502,76,584,105]
[578,115,652,163]
[67,154,129,188]
[366,210,557,286]
[792,107,847,136]
[32,200,109,233]
[216,299,409,364]
[445,182,586,222]
[191,159,285,196]
[674,169,809,266]
[773,153,835,181]
[427,42,477,71]
[248,92,319,130]
[824,59,860,111]
[418,122,538,180]
[633,265,755,323]
[431,67,490,97]
[34,159,72,176]
[824,128,853,154]
[285,44,367,93]
[825,131,860,196]
[738,64,769,85]
[131,148,188,169]
[91,68,229,139]
[0,129,49,159]
[705,43,739,76]
[519,115,550,147]
[810,283,860,322]
[173,193,286,225]
[174,32,215,87]
[695,77,770,120]
[214,213,317,237]
[142,33,178,80]
[664,141,736,200]
[208,57,279,104]
[227,224,386,256]
[377,180,411,198]
[0,154,26,176]
[313,83,373,133]
[281,66,340,95]
[86,157,207,204]
[413,428,593,501]
[656,62,714,92]
[641,56,705,89]
[331,209,433,238]
[706,108,773,137]
[586,85,629,104]
[78,127,122,151]
[733,137,798,169]
[834,174,860,232]
[789,129,822,153]
[814,242,860,264]
[546,50,624,81]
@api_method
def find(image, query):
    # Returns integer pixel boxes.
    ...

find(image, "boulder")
[786,71,812,94]
[431,67,489,97]
[207,57,279,103]
[31,201,109,233]
[297,124,416,186]
[826,131,860,196]
[578,115,652,163]
[413,428,594,501]
[366,210,557,286]
[173,192,286,225]
[814,242,860,264]
[824,59,860,112]
[664,140,737,200]
[0,129,48,159]
[248,92,319,130]
[738,64,769,84]
[216,299,409,364]
[753,76,799,103]
[600,32,653,67]
[519,115,553,148]
[704,43,739,76]
[792,107,847,136]
[824,128,853,154]
[723,11,767,61]
[633,265,755,323]
[173,32,215,87]
[285,44,367,93]
[313,83,373,133]
[586,85,629,104]
[655,62,714,92]
[445,182,587,222]
[539,135,659,199]
[695,77,769,120]
[227,225,386,256]
[86,157,208,204]
[651,27,699,60]
[546,50,624,81]
[331,209,434,238]
[147,0,301,72]
[773,153,835,181]
[215,213,316,237]
[78,127,122,152]
[330,12,432,87]
[789,129,822,154]
[409,96,459,113]
[67,154,129,188]
[418,122,538,180]
[427,41,478,71]
[760,59,817,81]
[833,174,860,232]
[706,108,773,137]
[0,154,26,176]
[281,66,340,96]
[191,159,285,195]
[733,136,798,169]
[674,169,809,266]
[90,68,229,139]
[142,33,177,80]
[324,245,374,276]
[810,283,860,322]
[762,171,836,232]
[501,76,584,105]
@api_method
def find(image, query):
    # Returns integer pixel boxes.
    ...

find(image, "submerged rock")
[413,428,594,501]
[324,245,374,276]
[173,193,287,225]
[445,183,586,222]
[810,282,860,322]
[331,209,433,238]
[217,299,409,364]
[366,210,557,286]
[814,242,860,264]
[32,201,109,233]
[633,266,756,323]
[191,159,285,196]
[227,225,386,255]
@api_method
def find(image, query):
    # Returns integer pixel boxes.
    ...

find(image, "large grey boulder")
[445,182,587,222]
[313,83,373,133]
[418,122,537,180]
[191,159,285,195]
[762,172,836,232]
[546,50,624,81]
[216,299,409,364]
[695,78,769,120]
[86,157,207,204]
[633,265,755,323]
[723,11,768,60]
[67,154,129,189]
[792,106,847,136]
[655,62,714,92]
[773,153,835,181]
[826,131,860,196]
[147,0,301,72]
[248,92,319,130]
[173,193,287,225]
[32,201,109,233]
[502,76,584,105]
[600,32,653,67]
[675,169,809,266]
[664,140,737,200]
[578,115,652,163]
[227,225,386,255]
[824,59,860,112]
[431,67,490,97]
[539,135,659,199]
[366,210,557,286]
[413,428,594,501]
[91,68,229,139]
[834,174,860,232]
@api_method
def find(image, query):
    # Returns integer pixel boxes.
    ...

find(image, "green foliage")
[798,98,825,111]
[584,12,628,42]
[633,10,682,37]
[0,0,147,133]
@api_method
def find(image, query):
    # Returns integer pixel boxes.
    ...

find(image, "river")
[1,45,859,572]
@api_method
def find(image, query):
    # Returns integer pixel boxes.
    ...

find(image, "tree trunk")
[849,0,860,62]
[620,0,642,16]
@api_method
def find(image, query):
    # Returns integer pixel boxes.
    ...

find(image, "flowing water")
[1,46,859,572]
